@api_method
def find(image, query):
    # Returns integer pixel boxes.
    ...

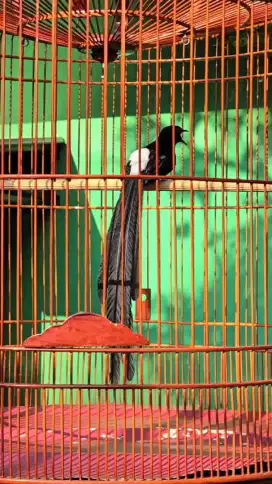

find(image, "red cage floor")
[1,405,272,480]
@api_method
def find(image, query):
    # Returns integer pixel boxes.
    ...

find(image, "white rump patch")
[128,148,150,174]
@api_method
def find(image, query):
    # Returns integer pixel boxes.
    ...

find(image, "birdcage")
[1,0,272,482]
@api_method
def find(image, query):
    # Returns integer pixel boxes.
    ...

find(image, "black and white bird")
[97,125,187,384]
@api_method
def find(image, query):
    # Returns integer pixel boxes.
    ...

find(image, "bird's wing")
[141,150,168,178]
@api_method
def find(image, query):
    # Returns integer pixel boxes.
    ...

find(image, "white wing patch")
[128,148,150,175]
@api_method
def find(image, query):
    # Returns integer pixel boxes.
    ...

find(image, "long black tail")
[97,179,141,384]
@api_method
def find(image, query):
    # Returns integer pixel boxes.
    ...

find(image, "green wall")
[1,33,272,408]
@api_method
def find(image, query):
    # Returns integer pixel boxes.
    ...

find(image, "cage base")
[1,405,272,480]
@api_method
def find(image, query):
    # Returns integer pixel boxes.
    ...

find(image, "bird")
[97,125,188,384]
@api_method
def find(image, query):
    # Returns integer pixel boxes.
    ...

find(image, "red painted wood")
[2,405,272,479]
[23,312,150,348]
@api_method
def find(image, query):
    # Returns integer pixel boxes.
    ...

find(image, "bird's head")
[159,125,188,146]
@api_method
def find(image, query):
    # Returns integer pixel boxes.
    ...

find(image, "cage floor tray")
[1,404,272,480]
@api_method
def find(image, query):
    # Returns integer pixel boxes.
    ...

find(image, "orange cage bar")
[1,0,272,482]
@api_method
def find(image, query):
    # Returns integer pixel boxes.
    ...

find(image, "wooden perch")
[23,312,150,348]
[1,178,272,192]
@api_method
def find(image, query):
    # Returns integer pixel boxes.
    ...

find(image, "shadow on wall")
[3,143,101,405]
[4,35,272,126]
[3,144,101,337]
